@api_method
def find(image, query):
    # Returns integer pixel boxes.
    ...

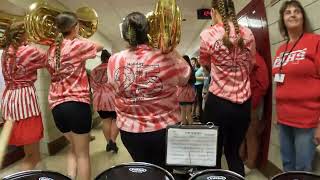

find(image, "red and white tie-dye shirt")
[200,23,256,104]
[176,84,196,103]
[90,63,115,112]
[107,44,190,133]
[1,44,46,121]
[46,38,97,109]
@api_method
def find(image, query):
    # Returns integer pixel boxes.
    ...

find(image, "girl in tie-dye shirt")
[200,0,255,176]
[107,12,190,170]
[46,12,103,180]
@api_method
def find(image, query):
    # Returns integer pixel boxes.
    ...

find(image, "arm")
[78,36,103,52]
[250,54,269,109]
[199,32,212,68]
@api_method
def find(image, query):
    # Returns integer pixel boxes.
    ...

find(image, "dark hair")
[279,0,311,38]
[183,55,196,85]
[55,12,78,36]
[54,12,78,72]
[101,49,111,63]
[122,12,149,47]
[212,0,244,49]
[191,57,200,68]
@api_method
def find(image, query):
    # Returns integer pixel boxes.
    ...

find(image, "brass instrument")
[147,0,181,53]
[0,12,24,48]
[25,2,98,45]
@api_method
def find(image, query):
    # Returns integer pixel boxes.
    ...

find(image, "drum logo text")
[39,177,54,180]
[207,176,226,180]
[129,168,147,173]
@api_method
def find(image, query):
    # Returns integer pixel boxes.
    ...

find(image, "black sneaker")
[110,142,119,154]
[106,141,112,152]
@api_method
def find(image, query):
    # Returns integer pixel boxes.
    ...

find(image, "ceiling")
[0,0,251,55]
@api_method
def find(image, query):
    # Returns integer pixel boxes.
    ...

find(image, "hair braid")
[127,23,137,46]
[217,0,233,49]
[54,33,63,72]
[228,0,244,49]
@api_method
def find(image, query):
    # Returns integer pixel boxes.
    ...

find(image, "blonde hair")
[212,0,244,49]
[2,22,26,65]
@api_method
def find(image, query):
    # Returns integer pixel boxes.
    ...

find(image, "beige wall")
[265,0,320,173]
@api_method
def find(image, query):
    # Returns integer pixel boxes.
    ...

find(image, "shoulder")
[200,24,224,40]
[69,38,94,48]
[20,44,44,56]
[240,26,255,41]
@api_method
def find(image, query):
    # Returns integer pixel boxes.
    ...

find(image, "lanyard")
[279,33,304,73]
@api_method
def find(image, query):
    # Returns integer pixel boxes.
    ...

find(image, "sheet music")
[166,127,217,167]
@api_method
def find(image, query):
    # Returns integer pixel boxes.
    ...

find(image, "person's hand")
[314,124,320,145]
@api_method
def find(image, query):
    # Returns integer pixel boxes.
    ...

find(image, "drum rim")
[188,169,244,180]
[95,162,174,180]
[3,170,71,180]
[271,171,320,179]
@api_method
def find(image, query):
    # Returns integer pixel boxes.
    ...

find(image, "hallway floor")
[0,125,267,179]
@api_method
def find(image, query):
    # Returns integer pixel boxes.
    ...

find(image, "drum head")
[189,169,244,180]
[95,163,173,180]
[3,170,71,180]
[272,172,320,180]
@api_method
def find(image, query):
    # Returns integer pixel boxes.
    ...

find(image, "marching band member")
[90,49,119,153]
[177,55,196,125]
[200,0,256,176]
[46,12,103,180]
[1,22,46,170]
[107,12,190,170]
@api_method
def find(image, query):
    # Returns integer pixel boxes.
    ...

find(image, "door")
[237,0,272,168]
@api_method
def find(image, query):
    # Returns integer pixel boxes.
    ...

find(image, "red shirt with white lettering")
[272,33,320,128]
[1,44,46,121]
[46,38,97,109]
[200,23,256,104]
[90,63,115,112]
[107,44,190,133]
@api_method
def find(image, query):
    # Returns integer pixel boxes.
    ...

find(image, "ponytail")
[54,33,63,72]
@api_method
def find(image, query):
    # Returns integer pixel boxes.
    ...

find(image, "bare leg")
[245,112,259,169]
[186,104,193,125]
[21,142,41,171]
[71,132,91,180]
[180,105,187,124]
[102,119,112,142]
[64,133,77,179]
[110,120,119,142]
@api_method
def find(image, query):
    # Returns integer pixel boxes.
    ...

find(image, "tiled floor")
[0,125,267,179]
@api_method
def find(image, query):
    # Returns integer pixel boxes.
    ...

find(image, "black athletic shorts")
[97,111,117,119]
[52,101,92,134]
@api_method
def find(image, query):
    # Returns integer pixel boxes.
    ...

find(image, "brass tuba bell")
[147,0,181,53]
[0,11,24,48]
[25,2,98,45]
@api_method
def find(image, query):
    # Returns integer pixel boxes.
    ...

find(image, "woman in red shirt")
[90,49,119,153]
[1,22,46,170]
[107,12,190,170]
[273,0,320,172]
[46,12,103,180]
[199,0,255,176]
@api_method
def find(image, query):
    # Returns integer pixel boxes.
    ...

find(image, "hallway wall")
[264,0,320,173]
